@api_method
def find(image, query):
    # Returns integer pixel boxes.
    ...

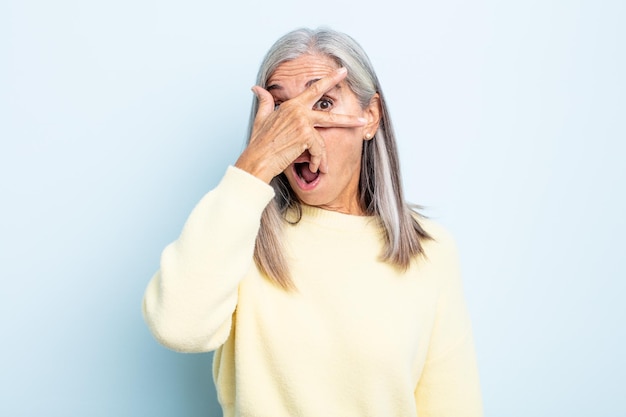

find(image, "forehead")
[267,54,339,87]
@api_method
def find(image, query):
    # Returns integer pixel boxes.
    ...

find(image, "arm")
[143,68,367,353]
[142,166,274,353]
[415,229,483,417]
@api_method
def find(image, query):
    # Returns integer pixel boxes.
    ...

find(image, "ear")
[363,93,381,141]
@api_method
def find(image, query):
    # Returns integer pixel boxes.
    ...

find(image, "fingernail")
[358,117,367,123]
[337,67,347,74]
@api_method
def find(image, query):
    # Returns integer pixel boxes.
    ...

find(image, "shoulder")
[414,214,458,251]
[411,214,461,270]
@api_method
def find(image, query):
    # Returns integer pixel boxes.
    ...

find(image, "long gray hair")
[249,28,430,289]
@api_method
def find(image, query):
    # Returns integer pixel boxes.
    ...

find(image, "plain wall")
[1,0,624,416]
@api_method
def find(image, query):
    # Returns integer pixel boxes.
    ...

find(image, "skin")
[235,54,381,215]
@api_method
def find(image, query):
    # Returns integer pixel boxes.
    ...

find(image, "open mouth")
[294,162,321,186]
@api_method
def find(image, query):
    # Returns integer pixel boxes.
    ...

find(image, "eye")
[273,102,282,111]
[312,97,333,111]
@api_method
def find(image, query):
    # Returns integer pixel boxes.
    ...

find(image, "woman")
[143,28,483,416]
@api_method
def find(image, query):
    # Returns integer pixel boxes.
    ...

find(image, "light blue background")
[1,0,624,416]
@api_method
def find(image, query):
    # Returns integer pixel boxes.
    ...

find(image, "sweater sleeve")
[414,226,483,417]
[142,166,275,353]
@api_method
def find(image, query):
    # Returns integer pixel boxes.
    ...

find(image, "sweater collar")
[287,204,380,232]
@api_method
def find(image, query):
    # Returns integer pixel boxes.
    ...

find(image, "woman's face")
[266,54,380,215]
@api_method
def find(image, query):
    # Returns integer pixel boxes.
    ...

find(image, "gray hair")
[249,28,430,289]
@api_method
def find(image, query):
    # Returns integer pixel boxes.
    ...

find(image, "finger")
[295,67,348,107]
[312,112,368,129]
[251,86,275,122]
[306,133,328,174]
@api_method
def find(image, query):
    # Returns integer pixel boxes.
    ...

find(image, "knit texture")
[143,166,483,417]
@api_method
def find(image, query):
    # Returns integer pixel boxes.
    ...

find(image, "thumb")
[252,86,275,121]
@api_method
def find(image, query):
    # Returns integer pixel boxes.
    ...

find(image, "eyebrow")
[305,78,321,88]
[266,78,342,92]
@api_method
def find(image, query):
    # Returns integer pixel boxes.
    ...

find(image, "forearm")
[142,166,275,352]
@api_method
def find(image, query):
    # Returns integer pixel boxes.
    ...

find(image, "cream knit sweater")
[143,166,483,417]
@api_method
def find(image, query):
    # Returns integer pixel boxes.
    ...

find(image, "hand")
[235,67,368,184]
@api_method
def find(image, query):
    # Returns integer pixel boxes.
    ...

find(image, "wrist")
[234,156,274,184]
